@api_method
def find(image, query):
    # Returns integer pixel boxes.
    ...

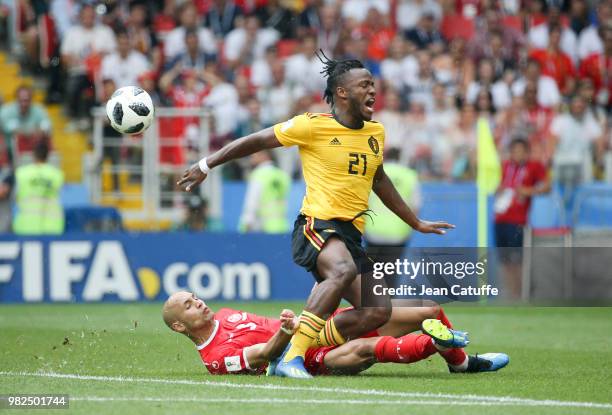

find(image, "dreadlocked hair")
[316,50,364,107]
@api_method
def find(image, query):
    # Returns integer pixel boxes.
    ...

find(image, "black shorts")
[495,222,524,264]
[291,214,369,280]
[494,222,524,247]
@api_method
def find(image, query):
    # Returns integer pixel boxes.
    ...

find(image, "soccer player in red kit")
[162,291,508,375]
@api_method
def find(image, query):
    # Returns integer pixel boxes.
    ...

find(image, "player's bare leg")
[377,302,441,337]
[322,337,379,375]
[276,237,391,378]
[323,320,469,375]
[312,238,391,339]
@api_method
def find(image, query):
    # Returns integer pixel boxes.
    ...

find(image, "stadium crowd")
[0,0,612,234]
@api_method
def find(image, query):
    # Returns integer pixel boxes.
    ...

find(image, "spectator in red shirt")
[159,69,209,166]
[494,137,550,299]
[529,23,576,94]
[359,8,395,62]
[152,0,177,37]
[579,25,612,110]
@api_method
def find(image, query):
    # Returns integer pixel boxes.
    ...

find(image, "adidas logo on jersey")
[329,137,342,145]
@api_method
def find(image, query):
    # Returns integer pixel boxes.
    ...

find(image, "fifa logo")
[0,241,271,302]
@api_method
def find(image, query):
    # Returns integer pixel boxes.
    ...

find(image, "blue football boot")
[450,353,510,373]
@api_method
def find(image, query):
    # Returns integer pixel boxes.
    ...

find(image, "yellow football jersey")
[273,112,385,233]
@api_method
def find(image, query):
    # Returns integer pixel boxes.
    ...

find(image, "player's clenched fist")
[279,309,298,334]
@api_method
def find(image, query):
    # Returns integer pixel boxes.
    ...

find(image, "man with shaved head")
[163,292,508,376]
[163,291,297,372]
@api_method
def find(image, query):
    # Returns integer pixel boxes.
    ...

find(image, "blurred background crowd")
[0,0,612,234]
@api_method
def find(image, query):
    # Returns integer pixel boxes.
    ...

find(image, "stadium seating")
[529,191,567,229]
[572,183,612,229]
[60,183,91,208]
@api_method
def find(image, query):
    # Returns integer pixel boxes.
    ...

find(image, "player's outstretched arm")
[177,127,282,192]
[243,309,297,369]
[372,165,455,235]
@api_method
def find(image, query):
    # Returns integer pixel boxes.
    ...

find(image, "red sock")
[437,308,453,328]
[436,308,468,366]
[374,335,437,364]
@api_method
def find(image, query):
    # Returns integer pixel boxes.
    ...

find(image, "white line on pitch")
[71,396,499,406]
[68,396,591,407]
[2,371,611,410]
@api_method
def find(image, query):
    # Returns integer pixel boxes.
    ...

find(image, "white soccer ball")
[105,86,154,135]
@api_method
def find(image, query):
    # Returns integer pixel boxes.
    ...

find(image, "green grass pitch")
[1,303,611,415]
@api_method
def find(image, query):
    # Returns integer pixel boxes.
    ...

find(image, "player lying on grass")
[162,291,509,376]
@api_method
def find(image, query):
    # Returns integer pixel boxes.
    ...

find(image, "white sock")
[449,356,469,372]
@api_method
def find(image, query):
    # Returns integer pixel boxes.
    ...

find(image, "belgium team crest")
[368,136,379,154]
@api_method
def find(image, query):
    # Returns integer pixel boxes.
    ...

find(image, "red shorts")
[303,307,379,376]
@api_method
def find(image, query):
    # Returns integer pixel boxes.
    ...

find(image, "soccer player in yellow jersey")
[178,54,454,378]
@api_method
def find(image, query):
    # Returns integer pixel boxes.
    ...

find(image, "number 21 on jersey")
[348,153,367,175]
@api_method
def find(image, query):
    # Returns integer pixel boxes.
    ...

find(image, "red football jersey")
[197,308,281,375]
